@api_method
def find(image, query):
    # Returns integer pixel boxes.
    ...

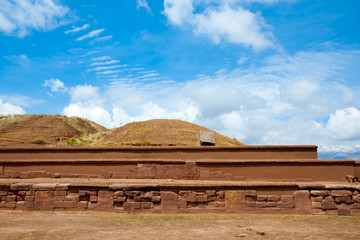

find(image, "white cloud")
[137,0,151,13]
[163,0,274,50]
[69,84,101,103]
[75,28,105,41]
[91,56,111,61]
[64,24,90,34]
[88,65,127,72]
[326,108,360,141]
[0,0,69,37]
[43,78,68,93]
[0,99,26,114]
[90,60,120,66]
[93,35,113,42]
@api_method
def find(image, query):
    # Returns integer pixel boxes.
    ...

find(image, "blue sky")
[1,0,360,158]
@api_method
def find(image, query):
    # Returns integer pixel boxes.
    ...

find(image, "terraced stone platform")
[0,146,359,215]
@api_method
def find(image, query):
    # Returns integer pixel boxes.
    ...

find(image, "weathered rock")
[294,191,312,214]
[199,131,215,146]
[161,191,179,213]
[225,191,245,212]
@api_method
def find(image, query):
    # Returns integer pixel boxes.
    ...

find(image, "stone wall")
[1,159,358,182]
[1,183,359,215]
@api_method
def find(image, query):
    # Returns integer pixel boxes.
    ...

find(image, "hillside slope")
[0,115,107,147]
[97,119,244,146]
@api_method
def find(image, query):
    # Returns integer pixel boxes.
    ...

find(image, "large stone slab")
[161,191,178,213]
[225,191,245,212]
[97,190,113,211]
[34,191,54,211]
[199,131,215,146]
[294,191,312,214]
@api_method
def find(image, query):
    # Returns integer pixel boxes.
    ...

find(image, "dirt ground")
[0,211,359,240]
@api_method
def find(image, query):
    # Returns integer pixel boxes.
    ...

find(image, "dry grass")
[0,211,359,240]
[98,119,244,147]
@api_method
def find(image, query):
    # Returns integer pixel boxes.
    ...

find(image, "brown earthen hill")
[97,119,244,146]
[0,114,107,147]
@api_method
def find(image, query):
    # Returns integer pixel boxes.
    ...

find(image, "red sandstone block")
[185,161,197,175]
[245,190,257,197]
[266,202,277,207]
[310,190,330,196]
[311,202,322,209]
[114,196,126,202]
[152,196,161,203]
[97,190,113,210]
[312,209,326,215]
[186,192,197,203]
[0,202,6,208]
[10,183,32,191]
[33,183,58,191]
[196,195,208,203]
[257,195,267,202]
[322,201,337,210]
[178,199,187,209]
[280,195,293,202]
[87,202,97,209]
[335,196,351,204]
[311,196,323,202]
[354,195,360,203]
[16,201,25,210]
[55,184,69,191]
[353,203,360,209]
[55,190,66,196]
[114,191,124,197]
[65,195,79,202]
[25,196,34,202]
[326,210,338,215]
[267,195,280,202]
[77,201,88,209]
[54,201,64,208]
[7,195,16,202]
[294,191,312,214]
[331,190,352,197]
[63,201,75,208]
[206,190,216,196]
[34,191,54,211]
[24,201,33,210]
[324,196,334,202]
[6,202,16,208]
[277,201,295,209]
[256,202,268,208]
[90,195,97,203]
[246,202,256,208]
[199,170,210,179]
[26,190,34,196]
[18,191,26,196]
[0,191,7,196]
[17,196,24,201]
[338,204,351,216]
[54,196,65,201]
[208,196,216,202]
[141,202,151,209]
[161,191,179,213]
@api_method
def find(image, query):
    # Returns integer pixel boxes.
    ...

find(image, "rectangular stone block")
[185,161,197,175]
[245,190,257,197]
[10,183,32,191]
[280,195,293,202]
[353,195,360,203]
[186,192,197,203]
[161,191,179,213]
[311,190,330,196]
[24,201,34,210]
[199,170,209,179]
[294,191,312,214]
[141,202,151,209]
[97,190,113,210]
[267,195,280,202]
[77,201,88,209]
[311,196,323,202]
[311,202,322,209]
[338,204,351,216]
[114,196,126,202]
[152,196,161,203]
[196,195,208,203]
[0,191,7,196]
[54,201,64,208]
[7,195,16,202]
[277,201,295,209]
[331,190,352,197]
[63,201,75,208]
[33,183,58,191]
[225,191,245,212]
[335,196,351,204]
[322,201,337,210]
[206,190,216,196]
[256,202,267,208]
[25,196,34,202]
[114,191,124,197]
[34,191,54,211]
[90,195,97,202]
[16,201,25,210]
[353,203,360,209]
[54,190,66,196]
[257,195,267,202]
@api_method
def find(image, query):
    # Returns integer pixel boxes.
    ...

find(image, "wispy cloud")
[91,56,111,61]
[96,70,124,75]
[43,78,68,93]
[93,35,113,42]
[90,60,120,66]
[64,24,90,34]
[137,0,151,13]
[75,28,105,41]
[88,65,127,72]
